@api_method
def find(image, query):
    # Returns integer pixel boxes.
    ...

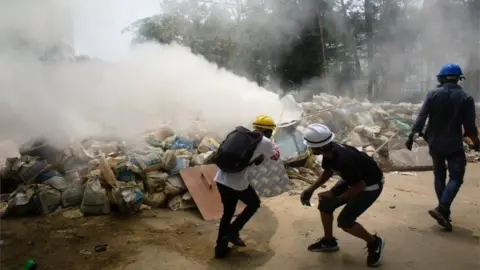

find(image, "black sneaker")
[366,235,385,267]
[428,208,453,231]
[214,245,232,259]
[307,237,339,252]
[228,234,247,247]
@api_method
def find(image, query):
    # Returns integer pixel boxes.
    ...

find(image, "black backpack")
[213,126,263,173]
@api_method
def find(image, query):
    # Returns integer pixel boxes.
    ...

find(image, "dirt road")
[1,166,479,270]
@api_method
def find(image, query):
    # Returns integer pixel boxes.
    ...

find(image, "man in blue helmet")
[405,63,479,231]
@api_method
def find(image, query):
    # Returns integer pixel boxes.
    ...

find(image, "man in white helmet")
[300,123,385,267]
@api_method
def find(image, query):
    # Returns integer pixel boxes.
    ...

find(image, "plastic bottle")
[24,259,36,269]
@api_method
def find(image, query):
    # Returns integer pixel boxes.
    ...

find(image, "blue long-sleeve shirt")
[411,83,478,155]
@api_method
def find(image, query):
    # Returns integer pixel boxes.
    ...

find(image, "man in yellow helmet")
[213,114,279,258]
[252,115,280,161]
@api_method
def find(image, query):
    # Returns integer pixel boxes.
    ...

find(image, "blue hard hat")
[437,64,464,77]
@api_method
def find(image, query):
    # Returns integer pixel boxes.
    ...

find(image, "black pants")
[320,179,383,228]
[216,183,261,246]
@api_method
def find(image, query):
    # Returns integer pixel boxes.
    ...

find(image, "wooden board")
[180,164,245,221]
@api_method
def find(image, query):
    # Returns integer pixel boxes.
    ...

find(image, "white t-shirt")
[214,136,277,191]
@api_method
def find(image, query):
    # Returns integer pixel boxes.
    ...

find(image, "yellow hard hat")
[253,115,276,130]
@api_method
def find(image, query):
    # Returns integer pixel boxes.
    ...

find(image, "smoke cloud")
[0,0,313,149]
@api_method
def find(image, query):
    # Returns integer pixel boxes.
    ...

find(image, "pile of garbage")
[298,93,480,169]
[0,127,222,218]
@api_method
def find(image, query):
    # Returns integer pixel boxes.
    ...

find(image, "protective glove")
[405,134,414,151]
[300,188,314,206]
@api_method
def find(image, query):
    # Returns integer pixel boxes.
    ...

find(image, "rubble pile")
[298,93,480,169]
[1,93,479,219]
[0,127,222,218]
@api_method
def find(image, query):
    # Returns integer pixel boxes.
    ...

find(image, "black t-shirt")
[321,143,383,186]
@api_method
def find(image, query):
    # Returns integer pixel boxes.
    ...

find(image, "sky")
[73,0,160,61]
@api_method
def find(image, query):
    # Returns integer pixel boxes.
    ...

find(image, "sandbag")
[166,175,186,190]
[45,176,69,192]
[172,149,193,159]
[113,187,144,215]
[38,171,69,192]
[33,184,61,215]
[162,150,177,171]
[80,176,111,215]
[61,172,85,208]
[112,160,136,182]
[143,192,167,208]
[161,136,177,150]
[191,151,214,166]
[197,137,220,153]
[169,137,194,152]
[130,152,163,172]
[168,157,190,176]
[147,126,175,147]
[6,186,36,216]
[168,192,196,211]
[145,171,168,193]
[164,181,183,197]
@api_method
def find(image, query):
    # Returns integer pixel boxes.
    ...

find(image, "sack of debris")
[113,186,144,215]
[80,174,111,215]
[33,184,62,215]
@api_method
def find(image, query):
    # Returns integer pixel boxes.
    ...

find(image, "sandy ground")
[1,165,479,270]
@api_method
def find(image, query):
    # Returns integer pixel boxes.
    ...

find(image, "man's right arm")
[308,169,333,192]
[463,96,479,147]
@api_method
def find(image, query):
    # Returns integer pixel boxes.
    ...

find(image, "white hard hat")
[302,123,335,148]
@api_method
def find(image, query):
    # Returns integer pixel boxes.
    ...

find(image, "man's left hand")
[405,134,414,151]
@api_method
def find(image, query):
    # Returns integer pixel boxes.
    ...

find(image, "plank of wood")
[180,165,245,221]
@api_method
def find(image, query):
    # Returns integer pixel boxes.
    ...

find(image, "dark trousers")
[216,183,261,247]
[431,150,466,216]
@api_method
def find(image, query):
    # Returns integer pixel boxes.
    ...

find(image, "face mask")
[263,130,273,138]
